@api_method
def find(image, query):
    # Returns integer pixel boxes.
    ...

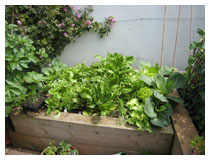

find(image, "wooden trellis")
[160,5,194,68]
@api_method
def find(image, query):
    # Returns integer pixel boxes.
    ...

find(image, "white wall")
[58,5,205,71]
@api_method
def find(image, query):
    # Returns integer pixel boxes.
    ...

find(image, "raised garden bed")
[8,90,199,155]
[9,110,173,155]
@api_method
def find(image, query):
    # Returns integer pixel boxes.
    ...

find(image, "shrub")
[5,5,114,70]
[181,29,205,137]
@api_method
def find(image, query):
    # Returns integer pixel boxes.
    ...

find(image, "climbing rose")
[108,17,116,25]
[64,8,67,12]
[58,23,62,27]
[77,7,81,11]
[62,23,64,26]
[72,24,75,27]
[63,32,68,37]
[77,14,81,18]
[87,20,91,26]
[17,20,22,25]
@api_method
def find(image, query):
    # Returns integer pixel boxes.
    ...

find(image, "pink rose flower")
[63,32,68,37]
[17,20,22,25]
[72,24,75,27]
[77,14,81,18]
[87,20,91,26]
[64,8,67,12]
[58,23,62,27]
[77,7,81,11]
[62,23,64,26]
[108,17,116,25]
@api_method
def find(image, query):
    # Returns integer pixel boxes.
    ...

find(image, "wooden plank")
[9,131,140,155]
[170,132,183,155]
[170,90,198,155]
[10,111,173,154]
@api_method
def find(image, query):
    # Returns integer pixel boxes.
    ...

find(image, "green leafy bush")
[181,29,205,137]
[5,22,45,116]
[44,53,184,132]
[6,5,114,69]
[5,5,114,117]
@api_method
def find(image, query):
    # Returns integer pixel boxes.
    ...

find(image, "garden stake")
[160,5,167,66]
[172,5,181,67]
[189,5,193,55]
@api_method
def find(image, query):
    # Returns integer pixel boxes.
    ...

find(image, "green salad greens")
[43,53,184,133]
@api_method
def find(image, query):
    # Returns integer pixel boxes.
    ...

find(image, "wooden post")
[172,5,181,67]
[160,5,167,66]
[189,6,193,55]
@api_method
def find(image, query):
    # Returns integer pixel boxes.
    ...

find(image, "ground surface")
[5,146,40,155]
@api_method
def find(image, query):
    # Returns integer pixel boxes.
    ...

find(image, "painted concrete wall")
[58,5,205,71]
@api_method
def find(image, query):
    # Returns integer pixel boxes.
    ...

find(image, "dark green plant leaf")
[150,117,165,127]
[153,90,168,103]
[140,74,154,86]
[166,72,185,92]
[144,98,157,118]
[167,95,184,104]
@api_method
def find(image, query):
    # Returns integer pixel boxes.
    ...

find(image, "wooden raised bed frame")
[8,90,198,155]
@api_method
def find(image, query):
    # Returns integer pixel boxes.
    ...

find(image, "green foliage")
[181,29,205,137]
[43,141,78,155]
[5,21,45,116]
[5,5,114,69]
[44,53,184,132]
[5,5,114,116]
[190,136,205,155]
[43,142,58,155]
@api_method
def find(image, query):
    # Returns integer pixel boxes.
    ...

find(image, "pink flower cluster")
[59,23,64,27]
[63,32,68,37]
[17,20,22,25]
[87,20,91,26]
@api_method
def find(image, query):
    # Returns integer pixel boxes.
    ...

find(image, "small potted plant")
[41,141,79,155]
[190,136,205,155]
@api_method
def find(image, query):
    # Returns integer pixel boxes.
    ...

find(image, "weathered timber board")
[170,89,199,155]
[10,111,174,155]
[9,131,140,155]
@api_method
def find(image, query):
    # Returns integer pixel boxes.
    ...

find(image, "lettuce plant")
[44,53,184,132]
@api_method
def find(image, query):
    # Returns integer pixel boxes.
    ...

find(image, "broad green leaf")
[167,96,184,104]
[10,62,17,70]
[28,55,39,63]
[41,68,50,75]
[153,90,168,103]
[166,72,185,92]
[150,117,165,127]
[159,65,172,76]
[144,98,157,118]
[139,74,153,86]
[10,88,22,96]
[156,75,167,94]
[20,63,28,68]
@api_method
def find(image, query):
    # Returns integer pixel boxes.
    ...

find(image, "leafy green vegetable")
[44,53,185,132]
[144,98,157,118]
